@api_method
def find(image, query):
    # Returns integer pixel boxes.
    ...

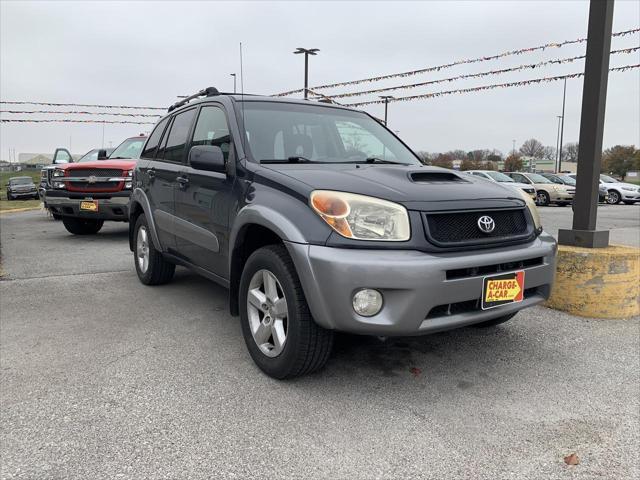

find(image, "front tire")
[472,312,517,328]
[62,217,104,235]
[133,214,175,285]
[239,244,333,379]
[607,190,620,204]
[536,191,550,206]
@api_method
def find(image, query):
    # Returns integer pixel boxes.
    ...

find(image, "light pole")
[558,77,567,172]
[379,96,394,125]
[230,73,237,94]
[555,115,563,171]
[512,139,516,155]
[293,48,319,99]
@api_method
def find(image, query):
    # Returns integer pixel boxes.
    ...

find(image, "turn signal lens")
[310,190,410,241]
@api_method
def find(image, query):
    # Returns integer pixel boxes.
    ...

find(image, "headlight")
[517,189,542,231]
[52,169,65,177]
[310,190,410,241]
[124,170,133,189]
[621,186,635,191]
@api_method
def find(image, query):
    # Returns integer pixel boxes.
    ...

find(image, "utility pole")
[558,0,614,248]
[555,115,563,171]
[512,139,516,155]
[230,73,237,94]
[379,96,394,125]
[293,48,319,99]
[558,77,567,172]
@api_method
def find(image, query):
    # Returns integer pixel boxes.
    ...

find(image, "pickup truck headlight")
[124,170,133,189]
[52,168,65,177]
[518,189,542,231]
[310,190,410,241]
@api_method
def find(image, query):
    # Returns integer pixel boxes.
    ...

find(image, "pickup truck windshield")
[241,101,421,165]
[109,138,145,160]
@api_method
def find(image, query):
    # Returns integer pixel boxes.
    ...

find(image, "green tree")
[602,145,639,180]
[504,154,523,172]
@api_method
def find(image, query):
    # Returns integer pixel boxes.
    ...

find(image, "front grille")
[425,287,539,319]
[64,168,124,192]
[67,168,122,177]
[424,208,531,247]
[446,257,544,280]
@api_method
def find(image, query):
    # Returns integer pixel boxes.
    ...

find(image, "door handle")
[176,176,190,188]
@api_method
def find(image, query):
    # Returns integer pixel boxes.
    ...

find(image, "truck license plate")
[80,201,98,212]
[481,271,525,310]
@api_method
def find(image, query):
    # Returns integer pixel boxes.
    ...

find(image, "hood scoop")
[409,171,468,183]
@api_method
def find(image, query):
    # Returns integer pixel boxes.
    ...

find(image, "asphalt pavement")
[1,208,639,479]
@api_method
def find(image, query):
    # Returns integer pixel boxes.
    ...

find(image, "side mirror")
[189,145,226,173]
[97,149,108,160]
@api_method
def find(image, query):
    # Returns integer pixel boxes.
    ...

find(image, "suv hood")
[57,159,137,170]
[259,164,525,210]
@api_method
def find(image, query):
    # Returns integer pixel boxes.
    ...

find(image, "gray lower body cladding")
[45,194,130,221]
[286,232,557,336]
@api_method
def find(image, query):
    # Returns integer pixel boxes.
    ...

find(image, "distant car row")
[464,170,639,206]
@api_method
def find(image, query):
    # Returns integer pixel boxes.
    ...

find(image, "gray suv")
[129,87,557,378]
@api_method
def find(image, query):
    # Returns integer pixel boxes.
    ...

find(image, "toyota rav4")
[129,87,557,379]
[46,136,146,234]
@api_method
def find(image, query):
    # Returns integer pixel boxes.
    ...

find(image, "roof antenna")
[239,42,247,158]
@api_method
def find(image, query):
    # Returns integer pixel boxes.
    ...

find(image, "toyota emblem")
[477,215,495,234]
[88,176,97,184]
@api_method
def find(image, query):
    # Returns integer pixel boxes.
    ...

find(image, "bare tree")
[431,153,454,169]
[519,138,545,158]
[562,142,579,163]
[542,146,556,161]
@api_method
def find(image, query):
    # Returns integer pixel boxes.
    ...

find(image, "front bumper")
[621,191,640,201]
[550,191,574,202]
[45,190,130,220]
[8,189,38,198]
[286,232,557,336]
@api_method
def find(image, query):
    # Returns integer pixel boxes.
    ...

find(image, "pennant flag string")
[0,118,157,125]
[273,27,640,96]
[313,46,639,100]
[0,101,165,110]
[344,64,640,107]
[0,109,162,118]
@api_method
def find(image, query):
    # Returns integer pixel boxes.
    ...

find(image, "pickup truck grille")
[64,168,124,193]
[423,208,531,247]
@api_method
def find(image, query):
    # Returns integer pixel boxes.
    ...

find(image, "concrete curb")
[546,244,640,318]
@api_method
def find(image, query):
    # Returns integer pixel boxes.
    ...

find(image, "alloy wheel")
[246,269,288,357]
[607,191,619,204]
[136,225,150,273]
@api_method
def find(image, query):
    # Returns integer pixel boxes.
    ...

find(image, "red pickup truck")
[45,135,147,235]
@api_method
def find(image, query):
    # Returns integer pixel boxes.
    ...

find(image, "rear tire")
[239,244,334,379]
[133,214,175,285]
[62,217,104,235]
[472,312,517,328]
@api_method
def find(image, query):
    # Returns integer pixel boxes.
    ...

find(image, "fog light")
[352,289,383,317]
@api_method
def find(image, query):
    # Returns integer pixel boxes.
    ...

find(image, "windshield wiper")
[260,156,317,164]
[364,157,406,165]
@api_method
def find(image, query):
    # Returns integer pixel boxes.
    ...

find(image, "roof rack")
[168,87,220,112]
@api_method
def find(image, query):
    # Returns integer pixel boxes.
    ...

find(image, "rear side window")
[158,109,196,163]
[141,117,169,159]
[191,106,231,162]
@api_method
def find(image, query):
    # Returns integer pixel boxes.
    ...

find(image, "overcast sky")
[1,0,639,161]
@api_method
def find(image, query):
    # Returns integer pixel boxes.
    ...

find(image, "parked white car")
[567,174,640,205]
[465,170,537,200]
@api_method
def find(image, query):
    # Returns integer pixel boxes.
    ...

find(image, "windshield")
[527,173,554,184]
[600,174,618,183]
[10,177,32,185]
[109,138,145,160]
[485,171,514,182]
[241,101,421,165]
[557,175,576,185]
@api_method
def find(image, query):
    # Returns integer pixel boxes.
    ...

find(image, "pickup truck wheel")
[62,217,104,235]
[134,214,175,285]
[472,312,517,328]
[239,245,334,379]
